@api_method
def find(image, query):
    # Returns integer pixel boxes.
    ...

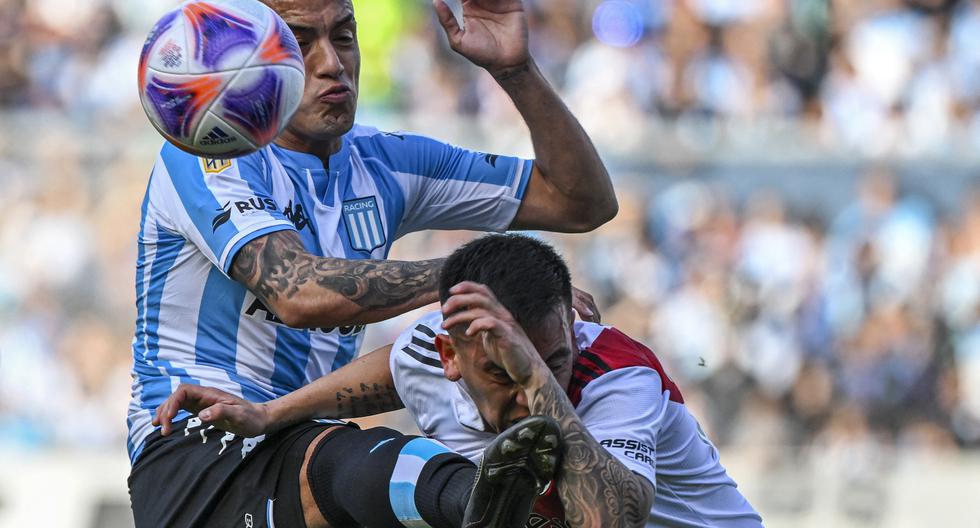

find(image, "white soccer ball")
[137,0,305,157]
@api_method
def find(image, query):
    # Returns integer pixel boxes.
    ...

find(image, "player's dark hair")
[439,234,573,330]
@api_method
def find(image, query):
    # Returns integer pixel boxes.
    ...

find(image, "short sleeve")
[356,132,533,237]
[389,312,446,421]
[152,143,295,274]
[576,366,670,488]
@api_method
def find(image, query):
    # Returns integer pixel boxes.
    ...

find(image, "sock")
[307,426,476,528]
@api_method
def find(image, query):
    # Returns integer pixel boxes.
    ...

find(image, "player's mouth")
[318,85,352,104]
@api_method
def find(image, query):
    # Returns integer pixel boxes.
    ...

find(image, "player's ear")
[435,334,461,382]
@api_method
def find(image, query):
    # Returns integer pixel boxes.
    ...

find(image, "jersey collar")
[272,135,350,170]
[453,379,490,432]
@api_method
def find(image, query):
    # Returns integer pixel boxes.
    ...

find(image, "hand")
[441,281,546,387]
[433,0,530,78]
[571,286,601,323]
[152,384,273,438]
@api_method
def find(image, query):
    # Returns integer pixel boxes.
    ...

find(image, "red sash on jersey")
[530,325,682,527]
[567,326,683,406]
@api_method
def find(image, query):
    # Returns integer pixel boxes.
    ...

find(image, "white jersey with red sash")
[390,312,762,527]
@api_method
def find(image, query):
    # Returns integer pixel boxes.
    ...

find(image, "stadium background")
[2,0,980,525]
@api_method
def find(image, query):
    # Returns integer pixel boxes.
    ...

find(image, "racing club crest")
[342,196,386,252]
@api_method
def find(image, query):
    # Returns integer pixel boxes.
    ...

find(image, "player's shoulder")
[571,322,683,404]
[574,322,657,370]
[348,124,445,158]
[391,311,446,373]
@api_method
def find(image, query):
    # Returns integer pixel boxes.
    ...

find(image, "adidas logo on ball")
[200,127,236,146]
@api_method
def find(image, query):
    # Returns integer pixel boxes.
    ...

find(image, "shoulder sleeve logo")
[201,157,232,174]
[212,201,232,232]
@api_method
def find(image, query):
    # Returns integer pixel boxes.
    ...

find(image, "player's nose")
[311,39,345,78]
[514,388,530,411]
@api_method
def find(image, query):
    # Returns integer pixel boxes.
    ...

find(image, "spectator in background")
[2,0,980,511]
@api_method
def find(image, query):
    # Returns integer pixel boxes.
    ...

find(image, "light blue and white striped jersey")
[127,124,533,462]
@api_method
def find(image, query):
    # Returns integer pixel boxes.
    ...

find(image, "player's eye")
[487,366,510,382]
[335,31,354,45]
[547,358,565,370]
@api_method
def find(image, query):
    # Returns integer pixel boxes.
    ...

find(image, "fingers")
[154,384,190,436]
[572,286,600,323]
[442,307,501,335]
[441,292,502,319]
[432,0,463,43]
[441,282,510,332]
[466,316,505,337]
[153,384,226,436]
[449,281,496,298]
[198,402,231,424]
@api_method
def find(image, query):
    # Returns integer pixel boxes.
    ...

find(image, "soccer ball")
[138,0,305,158]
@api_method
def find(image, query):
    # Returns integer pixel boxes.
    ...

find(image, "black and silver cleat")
[462,415,563,528]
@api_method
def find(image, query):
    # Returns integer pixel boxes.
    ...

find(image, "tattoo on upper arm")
[230,230,443,311]
[333,382,404,417]
[531,380,654,528]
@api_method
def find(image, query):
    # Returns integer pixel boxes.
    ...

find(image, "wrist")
[521,363,553,403]
[489,59,537,85]
[260,400,283,433]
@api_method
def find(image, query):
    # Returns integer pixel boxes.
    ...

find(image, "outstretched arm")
[433,0,617,233]
[230,229,443,328]
[442,283,654,528]
[153,344,402,436]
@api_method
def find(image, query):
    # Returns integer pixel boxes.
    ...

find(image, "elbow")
[593,195,619,228]
[269,301,312,328]
[565,196,619,233]
[271,298,361,329]
[627,479,655,527]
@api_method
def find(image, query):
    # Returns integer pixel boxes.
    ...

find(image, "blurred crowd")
[1,0,980,467]
[381,168,980,459]
[4,0,980,155]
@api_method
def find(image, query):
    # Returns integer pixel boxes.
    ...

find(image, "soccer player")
[156,235,764,527]
[129,0,614,525]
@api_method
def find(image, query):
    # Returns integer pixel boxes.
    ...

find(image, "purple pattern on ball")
[144,78,200,139]
[220,69,283,144]
[186,4,257,69]
[274,14,303,66]
[140,10,179,65]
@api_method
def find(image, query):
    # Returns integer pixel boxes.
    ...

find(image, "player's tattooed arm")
[265,344,404,430]
[332,382,403,417]
[441,282,652,526]
[231,230,443,328]
[154,345,403,436]
[528,379,655,528]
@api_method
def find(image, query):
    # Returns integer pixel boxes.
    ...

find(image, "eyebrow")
[544,346,572,365]
[482,360,505,372]
[333,12,355,28]
[286,22,316,34]
[286,12,354,35]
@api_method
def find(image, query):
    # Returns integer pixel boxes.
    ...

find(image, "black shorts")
[129,417,355,528]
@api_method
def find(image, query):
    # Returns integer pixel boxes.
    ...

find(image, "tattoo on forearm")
[231,230,442,311]
[333,382,404,418]
[531,380,653,528]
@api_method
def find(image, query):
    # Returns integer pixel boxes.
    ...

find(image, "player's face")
[268,0,359,145]
[448,307,576,434]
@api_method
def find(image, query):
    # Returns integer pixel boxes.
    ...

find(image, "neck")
[275,129,343,167]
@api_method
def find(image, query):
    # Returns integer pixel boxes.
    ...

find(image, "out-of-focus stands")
[1,0,979,482]
[7,0,980,156]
